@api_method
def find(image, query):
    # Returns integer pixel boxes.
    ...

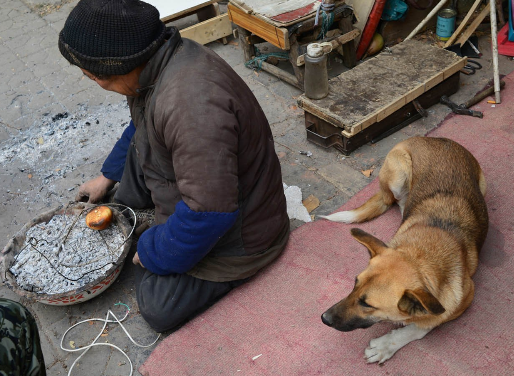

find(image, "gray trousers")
[114,142,247,333]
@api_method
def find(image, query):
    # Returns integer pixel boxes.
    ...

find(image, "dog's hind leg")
[364,324,431,364]
[378,146,412,216]
[319,146,412,224]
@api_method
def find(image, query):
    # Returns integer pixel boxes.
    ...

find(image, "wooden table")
[297,39,467,154]
[146,0,232,45]
[228,0,359,89]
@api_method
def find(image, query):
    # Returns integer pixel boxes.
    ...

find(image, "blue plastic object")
[382,0,408,21]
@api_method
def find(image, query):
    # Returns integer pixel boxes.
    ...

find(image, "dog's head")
[321,228,446,332]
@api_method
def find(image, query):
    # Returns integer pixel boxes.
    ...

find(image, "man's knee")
[135,269,238,333]
[138,303,183,333]
[136,271,195,332]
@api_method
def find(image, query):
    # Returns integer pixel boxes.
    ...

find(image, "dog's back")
[320,137,488,258]
[399,137,488,254]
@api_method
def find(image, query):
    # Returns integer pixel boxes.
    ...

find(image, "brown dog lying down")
[320,137,488,364]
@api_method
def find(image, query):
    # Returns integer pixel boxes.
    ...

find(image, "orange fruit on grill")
[85,206,113,230]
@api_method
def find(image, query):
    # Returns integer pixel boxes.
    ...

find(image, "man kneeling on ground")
[58,0,289,332]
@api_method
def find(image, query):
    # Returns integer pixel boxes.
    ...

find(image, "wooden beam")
[296,29,360,66]
[180,13,232,45]
[455,3,491,46]
[228,3,289,50]
[444,0,483,47]
[236,26,255,62]
[259,61,302,89]
[338,13,357,68]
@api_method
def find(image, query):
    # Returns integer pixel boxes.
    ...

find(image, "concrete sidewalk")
[1,1,512,375]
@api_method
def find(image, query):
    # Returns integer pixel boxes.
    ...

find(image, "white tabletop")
[144,0,214,18]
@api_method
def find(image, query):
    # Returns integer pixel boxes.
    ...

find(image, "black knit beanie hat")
[59,0,167,76]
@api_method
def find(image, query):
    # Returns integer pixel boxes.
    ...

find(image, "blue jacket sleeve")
[136,200,239,275]
[101,120,136,182]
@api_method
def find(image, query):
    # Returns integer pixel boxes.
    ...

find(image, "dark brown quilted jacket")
[127,28,289,281]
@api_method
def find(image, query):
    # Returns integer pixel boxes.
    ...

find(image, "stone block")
[317,161,370,196]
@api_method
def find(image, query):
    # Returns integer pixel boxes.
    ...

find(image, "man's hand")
[132,252,145,268]
[75,175,116,203]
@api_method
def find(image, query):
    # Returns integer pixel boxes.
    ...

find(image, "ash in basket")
[2,202,135,299]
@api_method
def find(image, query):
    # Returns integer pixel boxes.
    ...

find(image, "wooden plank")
[228,3,289,49]
[350,114,376,135]
[443,57,468,79]
[444,0,483,48]
[404,84,426,104]
[455,3,491,46]
[338,12,357,68]
[296,29,360,66]
[180,14,232,45]
[376,97,406,122]
[260,61,302,88]
[424,71,445,91]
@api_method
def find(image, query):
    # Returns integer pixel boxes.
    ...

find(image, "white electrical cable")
[60,303,161,376]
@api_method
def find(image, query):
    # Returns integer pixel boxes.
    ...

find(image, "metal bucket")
[436,8,457,41]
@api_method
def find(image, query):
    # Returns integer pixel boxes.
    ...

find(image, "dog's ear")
[350,228,388,258]
[398,289,446,316]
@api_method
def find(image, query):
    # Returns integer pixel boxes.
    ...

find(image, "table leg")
[197,3,217,22]
[236,26,255,62]
[338,12,356,68]
[288,34,305,90]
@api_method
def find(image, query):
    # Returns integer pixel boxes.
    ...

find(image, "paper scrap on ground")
[283,183,312,222]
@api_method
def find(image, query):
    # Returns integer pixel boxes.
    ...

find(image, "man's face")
[80,68,140,96]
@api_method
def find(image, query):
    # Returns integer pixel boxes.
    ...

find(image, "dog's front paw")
[364,333,398,364]
[364,324,432,364]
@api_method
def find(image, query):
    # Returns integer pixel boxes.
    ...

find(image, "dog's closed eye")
[359,297,375,309]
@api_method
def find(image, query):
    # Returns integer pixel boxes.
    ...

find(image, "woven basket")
[0,202,133,306]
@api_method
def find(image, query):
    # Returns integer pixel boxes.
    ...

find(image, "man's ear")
[398,289,446,316]
[350,228,388,258]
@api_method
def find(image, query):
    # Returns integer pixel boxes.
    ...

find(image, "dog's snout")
[321,312,333,327]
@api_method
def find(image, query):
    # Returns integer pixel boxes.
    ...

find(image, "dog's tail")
[318,192,392,223]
